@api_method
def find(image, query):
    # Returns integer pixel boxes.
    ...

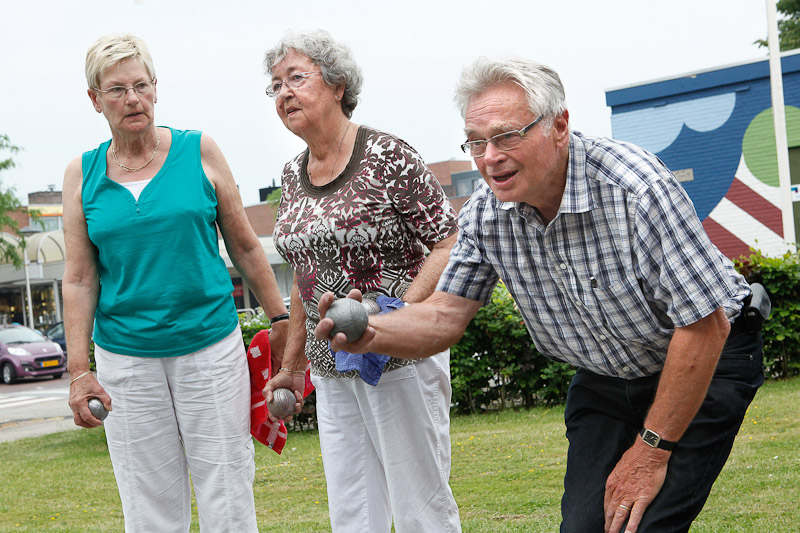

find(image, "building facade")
[606,50,800,259]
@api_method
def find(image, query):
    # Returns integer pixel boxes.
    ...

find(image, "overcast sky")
[0,0,771,206]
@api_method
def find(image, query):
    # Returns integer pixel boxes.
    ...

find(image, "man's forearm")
[324,291,482,359]
[641,308,730,442]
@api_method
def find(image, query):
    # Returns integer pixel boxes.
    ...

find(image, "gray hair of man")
[85,33,156,90]
[454,56,567,133]
[263,29,363,119]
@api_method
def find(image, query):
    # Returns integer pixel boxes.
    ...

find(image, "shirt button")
[599,334,607,340]
[136,209,141,213]
[622,365,629,373]
[559,263,567,270]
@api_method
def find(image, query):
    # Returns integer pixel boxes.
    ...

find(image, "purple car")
[0,325,65,384]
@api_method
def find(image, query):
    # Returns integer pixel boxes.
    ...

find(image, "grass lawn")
[1,377,797,532]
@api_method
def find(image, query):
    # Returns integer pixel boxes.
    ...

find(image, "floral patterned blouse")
[274,126,458,377]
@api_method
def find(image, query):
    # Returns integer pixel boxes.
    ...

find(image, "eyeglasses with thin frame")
[460,116,543,158]
[266,71,322,99]
[93,79,155,100]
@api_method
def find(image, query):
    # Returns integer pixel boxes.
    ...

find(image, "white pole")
[53,280,62,323]
[766,0,797,247]
[23,247,34,328]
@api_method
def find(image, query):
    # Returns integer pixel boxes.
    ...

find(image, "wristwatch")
[639,428,677,451]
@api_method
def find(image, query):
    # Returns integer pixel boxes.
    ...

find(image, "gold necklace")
[112,131,160,172]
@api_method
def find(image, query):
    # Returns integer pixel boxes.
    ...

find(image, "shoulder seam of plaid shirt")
[437,131,750,379]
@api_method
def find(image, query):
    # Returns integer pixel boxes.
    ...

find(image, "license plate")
[41,359,59,368]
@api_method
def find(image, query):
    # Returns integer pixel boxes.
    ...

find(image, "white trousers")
[95,326,257,533]
[312,350,461,533]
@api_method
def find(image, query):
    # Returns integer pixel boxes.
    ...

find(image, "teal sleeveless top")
[81,127,238,357]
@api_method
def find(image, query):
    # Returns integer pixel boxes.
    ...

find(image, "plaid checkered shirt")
[437,132,750,379]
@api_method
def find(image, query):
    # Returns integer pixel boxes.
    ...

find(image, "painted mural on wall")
[610,81,798,259]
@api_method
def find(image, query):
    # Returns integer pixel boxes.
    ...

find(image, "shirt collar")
[496,130,595,216]
[560,131,594,214]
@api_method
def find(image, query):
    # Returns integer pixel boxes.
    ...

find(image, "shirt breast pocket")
[588,276,668,348]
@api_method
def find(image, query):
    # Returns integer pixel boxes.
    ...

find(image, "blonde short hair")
[85,33,156,89]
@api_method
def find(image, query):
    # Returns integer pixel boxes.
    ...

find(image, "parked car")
[44,321,67,360]
[0,325,66,384]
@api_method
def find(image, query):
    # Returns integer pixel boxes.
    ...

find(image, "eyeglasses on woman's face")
[266,71,322,99]
[93,80,155,100]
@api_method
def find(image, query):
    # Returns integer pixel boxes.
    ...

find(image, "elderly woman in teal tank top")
[61,33,288,532]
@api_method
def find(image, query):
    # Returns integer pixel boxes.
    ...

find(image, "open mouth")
[492,171,516,183]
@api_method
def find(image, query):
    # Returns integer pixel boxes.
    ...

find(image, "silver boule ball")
[88,398,108,421]
[327,298,369,342]
[267,388,296,419]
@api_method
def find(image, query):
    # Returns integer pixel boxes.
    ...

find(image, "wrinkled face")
[271,49,342,139]
[89,58,156,135]
[464,82,569,207]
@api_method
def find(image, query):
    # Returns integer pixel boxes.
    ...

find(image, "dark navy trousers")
[560,321,764,532]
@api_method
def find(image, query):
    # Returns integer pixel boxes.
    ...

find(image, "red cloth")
[246,329,314,454]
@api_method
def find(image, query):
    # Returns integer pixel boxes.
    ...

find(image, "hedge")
[735,248,800,379]
[240,247,800,422]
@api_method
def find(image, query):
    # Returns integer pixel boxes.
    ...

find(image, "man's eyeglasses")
[460,116,543,158]
[93,80,155,100]
[266,71,322,99]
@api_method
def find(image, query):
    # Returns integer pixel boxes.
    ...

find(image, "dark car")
[44,322,67,360]
[0,325,66,384]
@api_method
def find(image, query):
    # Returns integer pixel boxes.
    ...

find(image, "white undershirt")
[120,178,153,201]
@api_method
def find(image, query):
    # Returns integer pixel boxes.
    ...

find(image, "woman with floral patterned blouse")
[262,29,461,533]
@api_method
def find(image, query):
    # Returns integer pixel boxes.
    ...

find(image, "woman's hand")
[67,372,112,428]
[263,371,305,421]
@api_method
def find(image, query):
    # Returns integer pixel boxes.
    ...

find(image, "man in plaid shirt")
[317,56,765,533]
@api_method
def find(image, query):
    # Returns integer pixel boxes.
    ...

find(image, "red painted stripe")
[702,217,753,260]
[725,178,783,235]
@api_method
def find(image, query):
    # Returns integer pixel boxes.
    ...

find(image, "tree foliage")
[265,187,282,207]
[756,0,800,51]
[0,134,26,268]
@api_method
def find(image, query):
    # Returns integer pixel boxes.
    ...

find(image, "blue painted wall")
[606,52,800,222]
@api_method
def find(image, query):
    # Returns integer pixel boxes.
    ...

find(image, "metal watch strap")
[639,428,677,451]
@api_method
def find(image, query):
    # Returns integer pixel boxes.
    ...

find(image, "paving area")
[0,376,80,443]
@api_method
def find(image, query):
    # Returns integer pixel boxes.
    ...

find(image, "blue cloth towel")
[333,295,405,386]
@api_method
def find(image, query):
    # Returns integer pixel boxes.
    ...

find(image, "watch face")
[642,430,660,447]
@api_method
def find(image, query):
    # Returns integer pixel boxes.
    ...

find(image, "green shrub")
[240,244,800,423]
[735,248,800,378]
[450,282,574,414]
[239,307,273,348]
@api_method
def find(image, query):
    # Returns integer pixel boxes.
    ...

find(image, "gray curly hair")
[264,29,363,119]
[454,56,567,131]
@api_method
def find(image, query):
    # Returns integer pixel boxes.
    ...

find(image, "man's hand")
[315,290,376,353]
[603,441,670,533]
